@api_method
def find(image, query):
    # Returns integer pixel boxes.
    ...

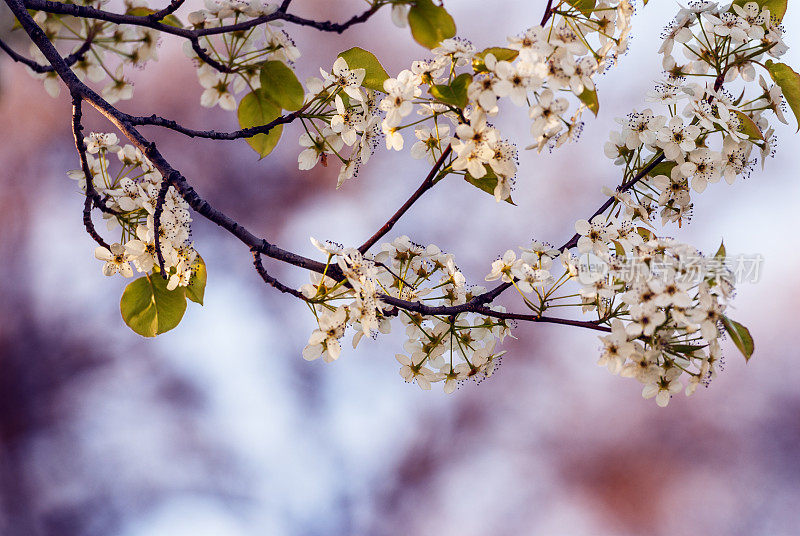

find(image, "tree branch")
[148,0,185,22]
[72,99,111,249]
[6,0,625,332]
[252,248,308,300]
[379,294,611,332]
[23,0,383,39]
[129,110,303,140]
[358,145,452,254]
[153,178,170,278]
[0,34,93,73]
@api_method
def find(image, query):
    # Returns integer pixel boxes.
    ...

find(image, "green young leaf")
[237,90,283,157]
[259,60,304,111]
[732,0,787,22]
[733,110,764,140]
[578,86,599,116]
[125,6,182,27]
[721,315,755,361]
[670,344,707,355]
[430,73,472,109]
[648,161,677,178]
[565,0,596,16]
[636,226,654,241]
[714,240,726,260]
[472,47,519,73]
[120,274,187,337]
[185,255,207,305]
[408,0,457,49]
[766,60,800,131]
[465,167,516,205]
[338,47,389,92]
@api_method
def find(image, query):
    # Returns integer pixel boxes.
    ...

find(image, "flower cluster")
[185,0,299,110]
[294,58,383,187]
[21,0,780,406]
[604,1,787,225]
[289,1,634,199]
[68,133,199,290]
[28,0,161,102]
[301,236,511,393]
[587,238,733,407]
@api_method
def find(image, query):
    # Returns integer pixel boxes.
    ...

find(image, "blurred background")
[1,1,800,535]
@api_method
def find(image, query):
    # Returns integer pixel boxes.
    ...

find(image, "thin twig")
[148,0,185,22]
[0,34,93,73]
[252,248,308,300]
[71,95,114,250]
[540,0,555,26]
[153,177,170,278]
[23,0,382,39]
[359,145,452,253]
[129,109,303,139]
[7,0,634,333]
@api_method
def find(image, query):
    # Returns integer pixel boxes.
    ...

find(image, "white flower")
[382,123,405,151]
[321,57,365,101]
[411,125,450,163]
[485,138,517,178]
[680,148,722,193]
[94,243,134,277]
[493,59,534,106]
[330,95,365,146]
[391,4,409,27]
[85,132,119,154]
[396,353,442,390]
[199,68,236,111]
[642,377,682,407]
[468,73,500,112]
[598,320,636,374]
[656,116,700,160]
[297,129,343,170]
[303,307,348,363]
[380,70,419,126]
[102,66,134,104]
[530,89,568,138]
[485,250,520,283]
[574,217,610,255]
[625,305,666,338]
[703,11,749,43]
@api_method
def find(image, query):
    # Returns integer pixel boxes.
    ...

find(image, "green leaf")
[125,6,182,28]
[338,47,389,92]
[732,0,787,22]
[465,167,515,205]
[430,73,472,109]
[636,226,654,241]
[120,274,187,337]
[578,86,599,116]
[259,60,304,111]
[733,110,764,140]
[565,0,596,16]
[721,315,755,361]
[408,0,457,49]
[766,60,800,131]
[237,90,283,157]
[472,47,519,73]
[185,255,207,305]
[648,161,677,178]
[714,240,726,261]
[670,344,707,355]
